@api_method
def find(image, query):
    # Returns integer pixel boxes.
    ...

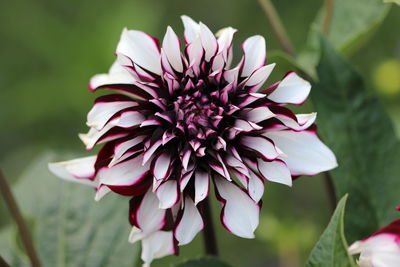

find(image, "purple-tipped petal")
[264,130,338,176]
[162,26,183,72]
[194,170,210,205]
[257,159,292,186]
[241,35,266,77]
[267,72,311,104]
[215,177,259,238]
[156,180,179,209]
[116,28,162,75]
[174,197,204,245]
[241,135,280,160]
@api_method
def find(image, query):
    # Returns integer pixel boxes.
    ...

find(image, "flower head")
[348,209,400,267]
[49,15,337,265]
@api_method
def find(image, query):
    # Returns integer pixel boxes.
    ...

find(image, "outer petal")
[156,180,179,209]
[349,234,400,267]
[241,35,266,77]
[264,130,338,176]
[215,177,260,238]
[116,28,162,75]
[162,26,183,72]
[89,59,137,90]
[141,231,175,266]
[174,197,204,245]
[194,170,210,205]
[48,156,97,186]
[267,72,311,104]
[98,155,150,186]
[87,101,137,130]
[257,159,292,186]
[181,15,200,43]
[199,22,218,61]
[241,135,280,160]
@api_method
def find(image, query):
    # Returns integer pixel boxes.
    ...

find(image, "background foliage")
[0,0,399,266]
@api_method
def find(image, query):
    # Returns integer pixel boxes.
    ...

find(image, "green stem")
[258,0,296,57]
[0,170,42,267]
[200,198,218,256]
[322,0,334,34]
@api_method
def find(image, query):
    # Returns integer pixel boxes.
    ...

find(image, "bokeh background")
[1,0,399,266]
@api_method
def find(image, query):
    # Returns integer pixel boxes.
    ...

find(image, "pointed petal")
[241,135,280,160]
[241,35,266,77]
[48,156,97,186]
[199,22,217,61]
[248,171,264,202]
[141,231,175,265]
[98,155,150,186]
[215,177,259,238]
[175,197,204,245]
[194,170,210,205]
[152,152,172,180]
[264,130,338,175]
[267,72,311,104]
[156,180,179,209]
[240,106,275,123]
[257,159,292,186]
[162,26,183,72]
[87,101,137,130]
[181,15,200,43]
[116,28,162,75]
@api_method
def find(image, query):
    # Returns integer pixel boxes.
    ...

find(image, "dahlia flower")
[49,15,337,265]
[348,209,400,267]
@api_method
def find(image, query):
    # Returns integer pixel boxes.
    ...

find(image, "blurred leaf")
[297,0,390,77]
[175,257,232,267]
[0,152,139,267]
[383,0,399,4]
[305,195,354,267]
[311,37,400,242]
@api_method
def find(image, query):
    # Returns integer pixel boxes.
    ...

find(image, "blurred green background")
[0,0,399,266]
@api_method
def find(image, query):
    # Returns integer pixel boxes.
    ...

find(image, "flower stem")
[323,172,337,212]
[0,255,11,267]
[322,0,334,34]
[258,0,296,57]
[201,197,218,256]
[0,170,42,267]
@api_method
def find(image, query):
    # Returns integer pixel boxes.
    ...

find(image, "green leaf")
[0,152,139,267]
[311,37,400,242]
[175,257,232,267]
[305,195,355,267]
[297,0,390,76]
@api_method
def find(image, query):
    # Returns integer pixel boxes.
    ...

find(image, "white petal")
[276,112,316,131]
[89,59,137,90]
[175,197,204,245]
[187,36,203,76]
[194,170,209,205]
[241,35,266,77]
[349,234,400,267]
[116,28,162,75]
[199,22,217,61]
[268,72,311,104]
[141,231,175,265]
[181,15,200,43]
[137,189,166,234]
[87,101,137,130]
[48,156,97,186]
[79,112,144,150]
[152,153,171,180]
[240,106,275,123]
[241,136,280,160]
[244,63,275,88]
[257,159,292,186]
[156,180,178,209]
[94,185,111,201]
[264,130,338,175]
[98,155,150,186]
[109,136,145,167]
[248,171,264,202]
[215,177,259,238]
[162,26,183,72]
